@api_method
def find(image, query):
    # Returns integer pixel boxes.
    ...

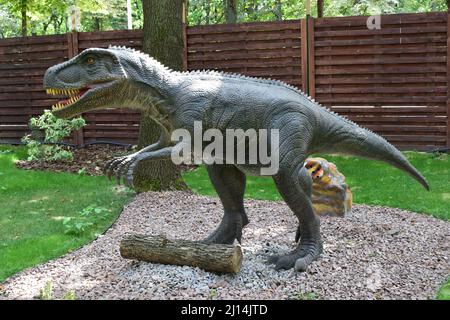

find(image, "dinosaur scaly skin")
[43,47,429,272]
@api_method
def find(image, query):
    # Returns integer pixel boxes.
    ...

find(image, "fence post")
[447,13,450,149]
[307,16,315,99]
[301,15,316,97]
[301,18,309,94]
[182,0,188,71]
[67,31,84,146]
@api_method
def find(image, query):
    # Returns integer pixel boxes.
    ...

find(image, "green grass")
[183,152,450,220]
[0,145,133,282]
[182,151,450,299]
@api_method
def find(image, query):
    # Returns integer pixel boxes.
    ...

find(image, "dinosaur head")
[43,47,130,119]
[43,47,170,119]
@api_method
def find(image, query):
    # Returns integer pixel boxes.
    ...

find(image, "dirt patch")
[1,191,448,300]
[15,144,132,176]
[15,144,196,176]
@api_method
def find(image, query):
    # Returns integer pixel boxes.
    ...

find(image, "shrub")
[21,110,85,162]
[63,205,110,236]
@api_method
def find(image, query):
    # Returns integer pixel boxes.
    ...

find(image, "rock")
[304,157,353,217]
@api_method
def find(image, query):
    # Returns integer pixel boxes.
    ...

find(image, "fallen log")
[120,234,243,273]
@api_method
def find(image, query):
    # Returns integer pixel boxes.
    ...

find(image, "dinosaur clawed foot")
[103,154,142,189]
[201,214,246,245]
[268,239,322,272]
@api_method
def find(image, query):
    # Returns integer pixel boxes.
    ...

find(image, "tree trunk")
[224,0,237,23]
[94,17,101,31]
[21,0,27,36]
[317,0,324,17]
[120,234,243,273]
[136,0,187,192]
[273,0,283,20]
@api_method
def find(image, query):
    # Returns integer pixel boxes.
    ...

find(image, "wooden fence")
[0,12,449,151]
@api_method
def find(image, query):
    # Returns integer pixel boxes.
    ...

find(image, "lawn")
[0,145,133,282]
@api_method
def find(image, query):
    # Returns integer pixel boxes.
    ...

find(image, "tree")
[224,0,237,23]
[134,0,187,192]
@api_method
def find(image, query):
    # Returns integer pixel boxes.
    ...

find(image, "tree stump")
[120,234,243,273]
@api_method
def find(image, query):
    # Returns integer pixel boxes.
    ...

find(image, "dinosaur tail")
[320,119,429,191]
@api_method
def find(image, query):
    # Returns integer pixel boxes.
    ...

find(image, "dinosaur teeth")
[46,88,82,96]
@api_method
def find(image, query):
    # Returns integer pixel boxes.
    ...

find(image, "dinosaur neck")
[118,56,180,116]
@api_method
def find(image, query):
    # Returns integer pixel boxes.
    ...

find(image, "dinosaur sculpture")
[43,47,429,272]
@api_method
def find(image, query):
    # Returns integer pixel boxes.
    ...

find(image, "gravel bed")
[1,191,449,300]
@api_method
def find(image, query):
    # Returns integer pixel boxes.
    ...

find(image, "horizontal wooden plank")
[188,48,301,62]
[315,76,447,85]
[83,132,139,138]
[188,39,301,52]
[347,116,447,123]
[77,29,143,41]
[381,135,447,142]
[318,95,447,103]
[314,25,447,38]
[0,43,68,55]
[0,131,28,138]
[0,61,63,71]
[314,12,447,28]
[188,31,301,45]
[0,34,67,47]
[315,45,447,56]
[187,20,301,36]
[315,35,447,47]
[78,40,142,49]
[364,125,447,133]
[188,58,300,69]
[315,56,446,66]
[316,86,447,94]
[0,50,66,63]
[315,65,446,75]
[330,106,447,113]
[0,77,44,86]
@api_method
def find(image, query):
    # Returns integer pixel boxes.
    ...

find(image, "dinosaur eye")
[86,57,95,65]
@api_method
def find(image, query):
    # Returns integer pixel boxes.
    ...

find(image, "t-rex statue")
[43,47,429,271]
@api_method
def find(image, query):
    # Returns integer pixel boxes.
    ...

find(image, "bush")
[21,110,85,162]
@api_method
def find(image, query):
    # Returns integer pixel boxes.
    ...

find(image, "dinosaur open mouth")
[46,87,91,111]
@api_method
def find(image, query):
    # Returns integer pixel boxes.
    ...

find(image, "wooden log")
[120,234,243,273]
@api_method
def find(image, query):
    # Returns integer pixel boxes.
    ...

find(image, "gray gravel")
[1,191,449,300]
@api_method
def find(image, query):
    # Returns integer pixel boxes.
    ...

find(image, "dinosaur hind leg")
[269,165,323,272]
[202,164,248,244]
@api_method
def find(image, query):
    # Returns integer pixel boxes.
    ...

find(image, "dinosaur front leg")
[202,164,249,244]
[106,145,178,189]
[269,165,323,272]
[104,130,170,183]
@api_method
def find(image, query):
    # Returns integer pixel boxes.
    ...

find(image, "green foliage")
[38,280,77,300]
[62,205,110,235]
[437,279,450,300]
[0,145,133,282]
[187,0,448,25]
[39,281,53,300]
[0,0,142,37]
[62,290,77,300]
[1,0,448,37]
[21,110,85,162]
[292,291,318,300]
